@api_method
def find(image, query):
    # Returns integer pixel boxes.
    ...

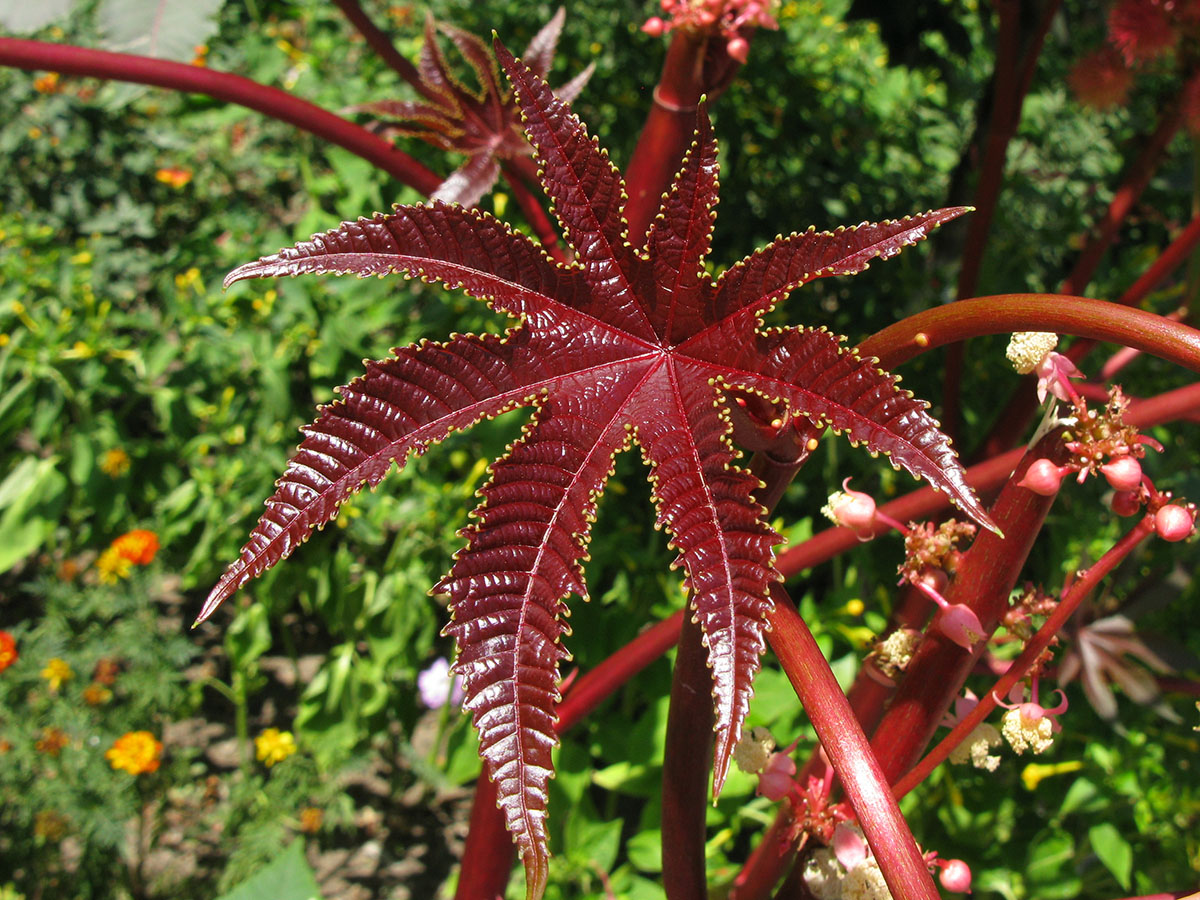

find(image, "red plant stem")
[867,432,1067,785]
[662,613,714,900]
[330,0,430,97]
[455,773,507,900]
[623,30,707,242]
[0,37,443,195]
[892,514,1157,799]
[453,611,682,900]
[500,161,566,261]
[767,584,940,900]
[859,294,1200,373]
[944,0,1058,435]
[1060,73,1199,299]
[976,73,1200,459]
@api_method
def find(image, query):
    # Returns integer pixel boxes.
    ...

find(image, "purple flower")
[418,657,465,710]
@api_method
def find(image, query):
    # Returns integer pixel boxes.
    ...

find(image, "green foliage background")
[1,0,1198,897]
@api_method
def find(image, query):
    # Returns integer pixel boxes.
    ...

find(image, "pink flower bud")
[822,479,877,535]
[935,603,985,650]
[1100,456,1142,491]
[939,858,973,892]
[1111,490,1141,516]
[757,751,797,801]
[1018,459,1066,496]
[1154,504,1194,542]
[641,16,667,36]
[726,36,750,62]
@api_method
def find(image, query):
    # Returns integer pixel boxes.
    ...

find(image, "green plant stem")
[662,613,712,900]
[0,38,444,195]
[767,583,940,900]
[893,513,1157,799]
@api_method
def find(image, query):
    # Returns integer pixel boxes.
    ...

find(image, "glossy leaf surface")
[204,42,993,900]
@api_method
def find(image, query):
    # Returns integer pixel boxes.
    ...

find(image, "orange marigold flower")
[155,166,193,189]
[1067,46,1134,110]
[112,529,160,566]
[82,683,113,706]
[35,726,69,756]
[0,738,12,754]
[92,657,121,685]
[298,806,323,834]
[255,728,297,767]
[96,546,132,584]
[40,657,72,692]
[33,72,60,94]
[99,447,131,477]
[106,731,162,775]
[0,630,17,673]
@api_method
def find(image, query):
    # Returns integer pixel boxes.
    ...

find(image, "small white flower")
[843,859,892,900]
[1001,707,1055,754]
[733,725,776,774]
[803,847,847,900]
[948,722,1003,771]
[1006,332,1059,374]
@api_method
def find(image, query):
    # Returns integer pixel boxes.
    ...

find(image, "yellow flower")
[33,72,60,94]
[106,731,162,775]
[99,448,131,477]
[255,728,297,767]
[40,658,72,692]
[96,546,132,584]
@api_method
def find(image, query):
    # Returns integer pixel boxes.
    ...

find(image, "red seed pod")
[1154,504,1194,542]
[1110,490,1141,517]
[1018,458,1065,496]
[1100,455,1142,491]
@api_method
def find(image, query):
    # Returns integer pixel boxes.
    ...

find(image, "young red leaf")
[206,41,994,900]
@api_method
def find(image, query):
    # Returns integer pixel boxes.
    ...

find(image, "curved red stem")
[0,37,443,194]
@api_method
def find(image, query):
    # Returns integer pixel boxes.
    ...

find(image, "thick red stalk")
[943,0,1058,435]
[867,433,1067,784]
[623,30,707,241]
[330,0,430,96]
[662,613,713,900]
[0,38,443,194]
[859,294,1200,373]
[454,773,507,900]
[893,515,1157,799]
[767,584,940,900]
[977,72,1200,458]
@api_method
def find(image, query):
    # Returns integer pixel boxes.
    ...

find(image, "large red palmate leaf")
[201,40,995,900]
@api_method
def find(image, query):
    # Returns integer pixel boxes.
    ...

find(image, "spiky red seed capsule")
[1100,455,1142,491]
[1018,459,1065,496]
[1154,504,1194,541]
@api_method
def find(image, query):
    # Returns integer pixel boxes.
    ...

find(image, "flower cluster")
[95,529,160,584]
[1009,339,1196,539]
[802,823,973,899]
[642,0,779,62]
[0,630,17,674]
